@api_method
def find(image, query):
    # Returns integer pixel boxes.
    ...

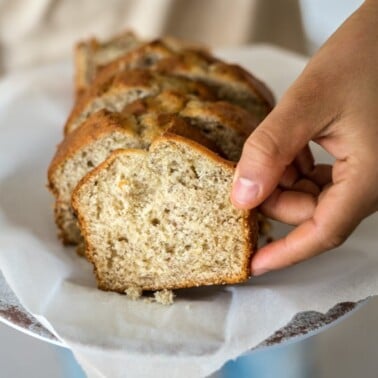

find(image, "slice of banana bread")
[155,56,275,118]
[72,133,257,291]
[64,69,216,134]
[75,35,210,97]
[92,40,216,86]
[48,110,145,244]
[75,30,142,97]
[96,41,274,119]
[121,90,260,159]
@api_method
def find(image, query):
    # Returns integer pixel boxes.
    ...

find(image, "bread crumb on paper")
[125,286,143,300]
[154,289,175,305]
[125,287,175,305]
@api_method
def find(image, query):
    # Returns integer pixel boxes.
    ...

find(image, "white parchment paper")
[0,46,377,378]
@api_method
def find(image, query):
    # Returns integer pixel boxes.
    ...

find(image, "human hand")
[231,0,378,276]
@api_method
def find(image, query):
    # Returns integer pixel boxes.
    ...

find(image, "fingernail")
[232,166,240,184]
[252,268,269,276]
[233,177,259,205]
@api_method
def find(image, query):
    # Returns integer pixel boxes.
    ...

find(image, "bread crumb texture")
[154,289,175,305]
[124,286,143,300]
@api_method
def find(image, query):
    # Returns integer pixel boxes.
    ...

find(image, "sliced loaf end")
[48,110,144,245]
[74,30,142,97]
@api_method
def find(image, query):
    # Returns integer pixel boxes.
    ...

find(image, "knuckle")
[243,127,288,168]
[282,238,305,267]
[281,70,331,124]
[294,70,327,102]
[317,226,348,251]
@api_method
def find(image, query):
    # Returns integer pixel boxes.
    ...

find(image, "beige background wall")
[0,0,306,75]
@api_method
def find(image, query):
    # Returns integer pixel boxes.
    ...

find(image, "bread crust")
[64,69,217,135]
[48,110,140,244]
[155,56,275,109]
[120,90,259,137]
[95,40,275,112]
[74,30,141,97]
[48,110,137,188]
[93,40,216,86]
[75,35,214,98]
[180,100,259,137]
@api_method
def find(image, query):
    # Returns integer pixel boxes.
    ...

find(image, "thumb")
[231,96,319,209]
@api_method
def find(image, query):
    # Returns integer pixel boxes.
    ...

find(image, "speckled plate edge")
[0,270,366,349]
[0,271,60,345]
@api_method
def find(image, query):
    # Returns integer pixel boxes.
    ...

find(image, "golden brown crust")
[48,110,136,195]
[120,91,259,146]
[74,39,97,98]
[153,131,236,170]
[119,90,188,117]
[209,61,275,109]
[119,90,257,148]
[94,40,176,82]
[74,30,142,97]
[93,39,216,87]
[180,100,259,137]
[66,69,156,132]
[50,96,229,195]
[161,114,221,154]
[139,133,256,284]
[96,42,274,113]
[71,149,145,273]
[48,110,141,245]
[52,94,235,190]
[76,37,213,97]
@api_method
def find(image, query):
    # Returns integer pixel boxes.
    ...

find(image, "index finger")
[250,165,370,276]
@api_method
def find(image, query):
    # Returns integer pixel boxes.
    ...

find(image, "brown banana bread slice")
[96,41,274,119]
[75,30,142,97]
[122,90,260,159]
[48,110,145,244]
[157,56,275,118]
[72,133,257,291]
[179,99,258,161]
[64,69,216,134]
[75,34,210,97]
[91,39,216,87]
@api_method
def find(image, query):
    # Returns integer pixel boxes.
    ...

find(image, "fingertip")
[251,267,269,277]
[260,189,317,225]
[230,176,260,209]
[252,239,310,277]
[250,243,272,276]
